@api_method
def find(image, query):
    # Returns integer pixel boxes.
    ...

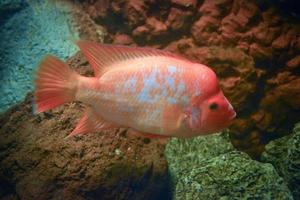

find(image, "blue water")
[0,0,79,112]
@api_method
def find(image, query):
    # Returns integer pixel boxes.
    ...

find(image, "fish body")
[35,41,236,138]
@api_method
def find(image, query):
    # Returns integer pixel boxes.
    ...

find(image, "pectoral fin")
[162,105,186,134]
[186,106,201,131]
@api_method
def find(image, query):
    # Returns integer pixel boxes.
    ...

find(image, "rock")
[0,0,25,23]
[295,35,300,51]
[132,25,149,38]
[251,22,280,46]
[145,17,168,36]
[260,75,300,135]
[261,7,281,24]
[273,78,300,109]
[124,0,147,28]
[171,0,197,9]
[166,7,193,31]
[249,43,273,60]
[113,33,135,45]
[191,16,221,45]
[198,0,232,18]
[165,132,293,200]
[231,0,260,27]
[261,122,300,199]
[165,132,235,174]
[286,55,300,70]
[221,0,260,32]
[0,53,170,200]
[132,17,167,42]
[85,0,110,20]
[272,28,295,50]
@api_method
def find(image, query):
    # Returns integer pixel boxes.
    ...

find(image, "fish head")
[185,65,236,135]
[193,91,236,134]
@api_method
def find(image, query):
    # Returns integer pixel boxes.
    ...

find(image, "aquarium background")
[0,0,80,112]
[0,0,299,200]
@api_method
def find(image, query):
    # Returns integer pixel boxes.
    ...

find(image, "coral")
[165,132,293,199]
[261,122,300,199]
[0,53,170,200]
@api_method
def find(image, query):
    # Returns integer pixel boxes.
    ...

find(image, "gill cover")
[186,106,202,131]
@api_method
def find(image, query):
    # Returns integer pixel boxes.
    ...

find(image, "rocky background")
[80,0,300,158]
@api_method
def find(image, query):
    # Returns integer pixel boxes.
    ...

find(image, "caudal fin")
[34,55,79,113]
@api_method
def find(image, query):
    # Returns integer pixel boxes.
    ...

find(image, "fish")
[34,40,236,139]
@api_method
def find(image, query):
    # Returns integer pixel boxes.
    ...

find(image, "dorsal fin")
[76,40,188,77]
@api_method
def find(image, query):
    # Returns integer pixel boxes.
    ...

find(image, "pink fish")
[34,41,236,138]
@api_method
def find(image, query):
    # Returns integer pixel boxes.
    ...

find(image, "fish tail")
[34,55,79,113]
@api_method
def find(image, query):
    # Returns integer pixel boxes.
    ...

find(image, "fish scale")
[83,62,190,134]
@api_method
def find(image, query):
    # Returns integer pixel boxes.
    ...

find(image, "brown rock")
[272,28,295,50]
[0,53,170,200]
[237,41,250,52]
[124,0,147,28]
[220,14,242,45]
[257,74,300,140]
[251,111,273,132]
[86,0,110,20]
[132,25,149,38]
[191,16,221,45]
[295,35,300,51]
[262,7,282,26]
[221,0,260,42]
[249,43,273,60]
[231,0,260,25]
[133,17,168,42]
[171,0,197,9]
[270,78,300,110]
[251,23,280,45]
[146,17,168,36]
[199,0,232,18]
[266,71,296,86]
[166,7,193,31]
[71,4,106,43]
[164,38,197,56]
[286,55,300,70]
[113,33,135,45]
[111,1,126,14]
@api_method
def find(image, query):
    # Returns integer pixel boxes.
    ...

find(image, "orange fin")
[76,40,188,77]
[128,129,170,139]
[34,55,79,113]
[162,105,186,133]
[66,108,116,138]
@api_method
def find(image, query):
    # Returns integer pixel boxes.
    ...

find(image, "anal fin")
[67,108,116,138]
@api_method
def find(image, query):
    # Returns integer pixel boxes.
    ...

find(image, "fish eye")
[209,103,218,110]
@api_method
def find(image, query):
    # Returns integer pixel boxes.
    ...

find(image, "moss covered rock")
[165,132,293,200]
[261,122,300,199]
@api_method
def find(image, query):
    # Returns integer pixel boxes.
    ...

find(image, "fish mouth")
[229,110,236,120]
